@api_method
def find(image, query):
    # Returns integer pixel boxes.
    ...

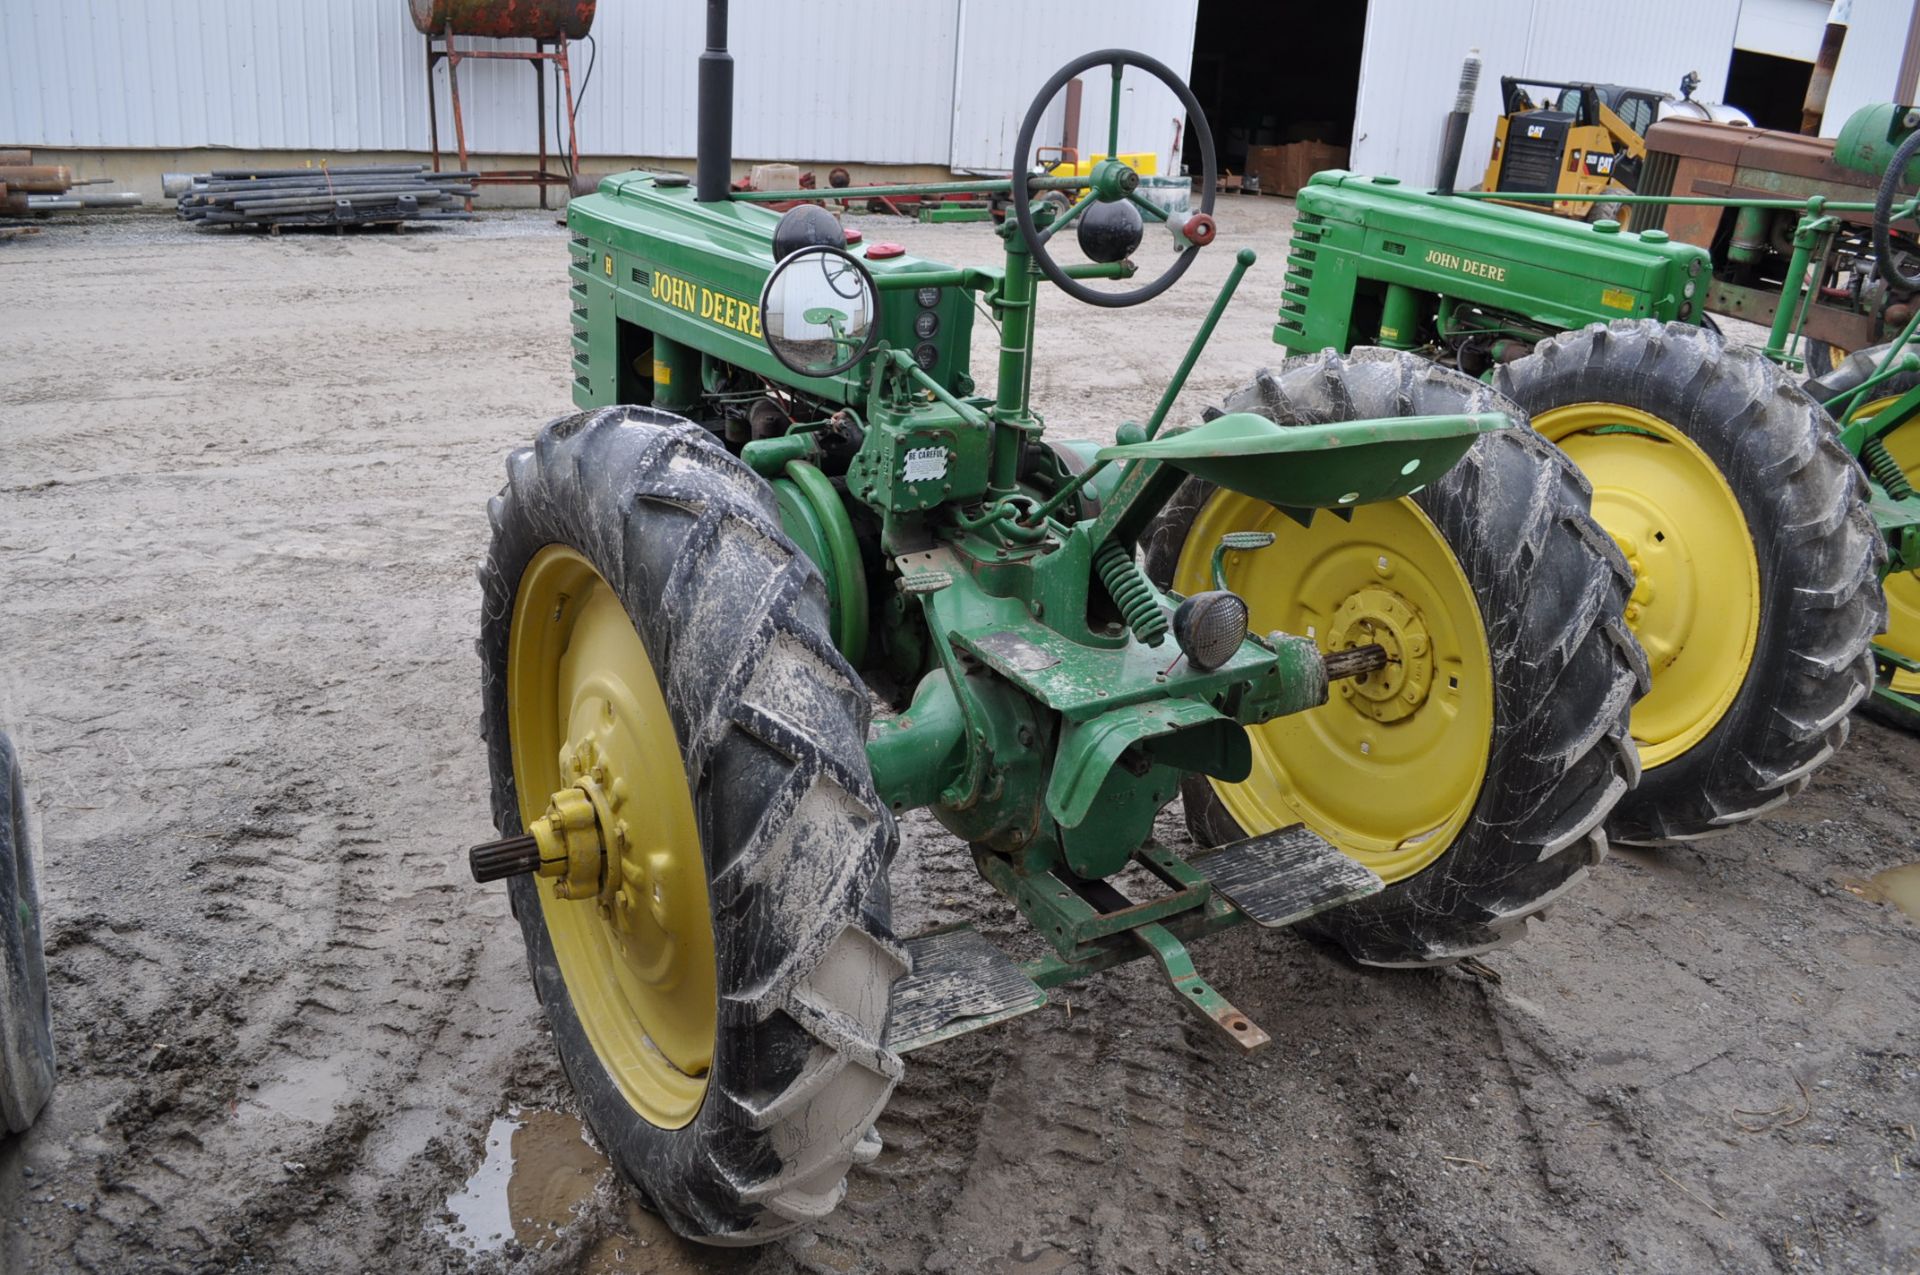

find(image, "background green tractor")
[1244,108,1920,844]
[463,6,1643,1246]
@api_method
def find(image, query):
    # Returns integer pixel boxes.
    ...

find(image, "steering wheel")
[1012,49,1217,309]
[1874,125,1920,291]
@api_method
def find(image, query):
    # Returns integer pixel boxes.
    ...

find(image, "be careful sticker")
[903,447,949,483]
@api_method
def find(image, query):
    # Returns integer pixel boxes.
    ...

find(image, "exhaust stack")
[696,0,734,202]
[1433,49,1482,195]
[1801,0,1852,135]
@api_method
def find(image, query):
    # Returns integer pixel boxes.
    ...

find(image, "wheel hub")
[1171,487,1493,885]
[505,545,718,1128]
[1532,402,1760,770]
[526,782,603,899]
[1328,586,1431,722]
[1608,529,1674,672]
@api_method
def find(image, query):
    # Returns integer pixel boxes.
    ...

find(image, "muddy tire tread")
[1144,349,1647,965]
[1495,321,1885,843]
[477,406,904,1244]
[0,731,55,1135]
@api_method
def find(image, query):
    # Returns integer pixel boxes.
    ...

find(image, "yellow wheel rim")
[1534,403,1760,769]
[1862,400,1920,693]
[507,546,717,1129]
[1173,492,1493,884]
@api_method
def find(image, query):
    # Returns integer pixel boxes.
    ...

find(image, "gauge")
[916,285,941,309]
[914,342,939,370]
[914,310,940,340]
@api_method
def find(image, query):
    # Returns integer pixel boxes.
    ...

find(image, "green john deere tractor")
[1231,109,1920,845]
[464,5,1643,1245]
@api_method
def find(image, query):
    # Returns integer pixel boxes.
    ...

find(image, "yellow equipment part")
[1064,151,1159,177]
[1482,98,1645,222]
[1532,403,1761,768]
[507,545,718,1129]
[1863,399,1920,695]
[1172,490,1493,885]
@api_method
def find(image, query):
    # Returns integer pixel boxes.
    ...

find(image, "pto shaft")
[1323,643,1388,681]
[469,833,540,883]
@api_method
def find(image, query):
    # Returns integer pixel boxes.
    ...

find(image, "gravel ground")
[1,197,1917,1275]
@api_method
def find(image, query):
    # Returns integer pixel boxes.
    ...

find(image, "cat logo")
[1525,124,1545,139]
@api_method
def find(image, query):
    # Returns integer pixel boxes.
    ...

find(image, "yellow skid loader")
[1483,77,1664,222]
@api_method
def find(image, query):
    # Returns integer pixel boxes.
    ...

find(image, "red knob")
[1182,212,1217,247]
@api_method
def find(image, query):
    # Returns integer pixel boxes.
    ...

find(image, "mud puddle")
[1838,860,1920,921]
[436,1107,608,1256]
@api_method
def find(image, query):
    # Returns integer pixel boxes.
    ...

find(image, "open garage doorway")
[1723,48,1813,132]
[1184,1,1367,182]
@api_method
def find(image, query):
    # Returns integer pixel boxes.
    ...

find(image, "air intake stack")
[1433,50,1482,196]
[696,0,734,202]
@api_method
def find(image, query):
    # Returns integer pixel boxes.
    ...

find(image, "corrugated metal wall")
[947,0,1200,175]
[1824,5,1910,135]
[0,0,1192,171]
[1736,0,1828,59]
[1352,0,1746,181]
[1350,0,1914,183]
[12,0,1903,179]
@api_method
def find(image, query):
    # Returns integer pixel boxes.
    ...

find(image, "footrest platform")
[1195,824,1382,928]
[887,925,1049,1054]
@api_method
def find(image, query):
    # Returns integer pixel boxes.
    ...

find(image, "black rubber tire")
[478,405,906,1244]
[1804,338,1844,380]
[1804,341,1920,406]
[0,731,55,1135]
[1495,321,1886,843]
[1582,183,1630,227]
[1143,349,1647,966]
[1806,343,1920,733]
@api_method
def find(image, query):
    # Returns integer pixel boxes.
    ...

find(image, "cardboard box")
[1283,140,1350,195]
[1244,144,1290,197]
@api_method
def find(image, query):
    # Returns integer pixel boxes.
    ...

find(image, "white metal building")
[0,1,1201,179]
[1349,0,1917,184]
[1,0,1915,188]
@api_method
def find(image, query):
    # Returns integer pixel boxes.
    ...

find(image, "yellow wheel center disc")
[1174,491,1492,884]
[507,546,717,1129]
[1862,403,1920,694]
[1329,585,1432,722]
[1533,403,1760,770]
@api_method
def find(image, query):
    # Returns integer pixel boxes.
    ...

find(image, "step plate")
[887,925,1049,1054]
[1195,825,1383,928]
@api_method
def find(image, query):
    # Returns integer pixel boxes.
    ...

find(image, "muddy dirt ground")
[2,195,1918,1275]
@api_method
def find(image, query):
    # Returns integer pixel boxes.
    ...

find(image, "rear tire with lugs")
[1144,349,1647,966]
[1497,321,1885,843]
[478,405,906,1244]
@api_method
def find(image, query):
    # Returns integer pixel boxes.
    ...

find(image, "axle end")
[1323,643,1389,682]
[469,833,540,884]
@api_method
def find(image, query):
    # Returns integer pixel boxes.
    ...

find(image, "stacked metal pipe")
[169,165,478,230]
[0,151,143,215]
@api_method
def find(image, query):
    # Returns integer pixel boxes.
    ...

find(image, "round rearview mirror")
[759,245,882,378]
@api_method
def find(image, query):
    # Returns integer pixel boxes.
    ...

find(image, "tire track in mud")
[41,777,487,1271]
[9,214,1920,1275]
